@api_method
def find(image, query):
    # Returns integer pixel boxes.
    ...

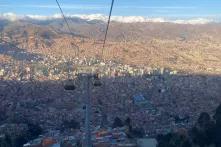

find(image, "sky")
[1,0,221,19]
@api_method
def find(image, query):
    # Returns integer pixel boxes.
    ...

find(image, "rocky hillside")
[0,18,221,74]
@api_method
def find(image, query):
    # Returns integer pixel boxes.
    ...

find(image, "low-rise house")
[136,138,157,147]
[132,94,147,105]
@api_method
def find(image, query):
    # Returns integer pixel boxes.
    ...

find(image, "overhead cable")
[102,0,115,58]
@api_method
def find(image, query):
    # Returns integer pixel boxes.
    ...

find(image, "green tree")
[0,134,12,147]
[214,104,221,126]
[112,117,124,128]
[62,119,80,130]
[157,133,191,147]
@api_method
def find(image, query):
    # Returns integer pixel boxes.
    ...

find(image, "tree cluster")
[112,117,145,138]
[157,104,221,147]
[0,123,42,147]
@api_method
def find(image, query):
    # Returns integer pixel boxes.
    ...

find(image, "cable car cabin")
[93,79,102,87]
[93,73,102,87]
[64,80,76,91]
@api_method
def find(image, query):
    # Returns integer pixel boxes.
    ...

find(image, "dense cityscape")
[0,0,221,147]
[0,44,220,146]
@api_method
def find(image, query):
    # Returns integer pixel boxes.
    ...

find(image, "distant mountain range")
[0,13,218,24]
[0,14,221,74]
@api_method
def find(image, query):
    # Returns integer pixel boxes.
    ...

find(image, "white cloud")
[0,13,18,21]
[173,18,213,24]
[25,14,63,20]
[71,14,107,21]
[0,13,217,24]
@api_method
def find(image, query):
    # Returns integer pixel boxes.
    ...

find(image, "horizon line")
[0,13,220,25]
